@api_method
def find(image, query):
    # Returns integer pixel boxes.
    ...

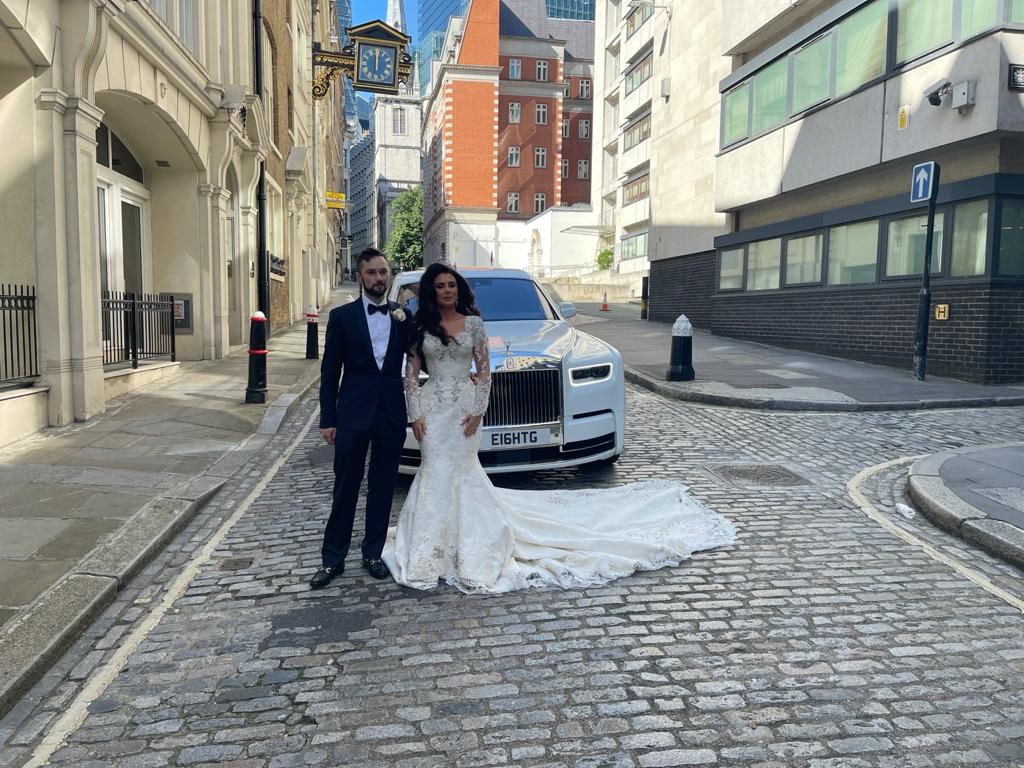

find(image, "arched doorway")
[95,121,149,298]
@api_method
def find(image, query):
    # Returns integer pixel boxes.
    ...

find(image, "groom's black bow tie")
[367,303,389,316]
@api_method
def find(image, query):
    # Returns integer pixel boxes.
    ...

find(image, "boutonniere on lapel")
[391,307,407,322]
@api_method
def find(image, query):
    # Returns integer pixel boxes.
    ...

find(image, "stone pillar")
[199,183,231,360]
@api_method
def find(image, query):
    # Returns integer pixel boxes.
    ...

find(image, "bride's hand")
[410,418,426,442]
[461,413,482,437]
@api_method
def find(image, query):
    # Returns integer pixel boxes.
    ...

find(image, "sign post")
[911,161,940,381]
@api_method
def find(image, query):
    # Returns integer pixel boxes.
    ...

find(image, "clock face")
[357,43,396,86]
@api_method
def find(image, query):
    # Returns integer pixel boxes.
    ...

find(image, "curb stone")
[624,366,1024,412]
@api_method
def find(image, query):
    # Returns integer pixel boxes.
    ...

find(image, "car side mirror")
[559,301,577,319]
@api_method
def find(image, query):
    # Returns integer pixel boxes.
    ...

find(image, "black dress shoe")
[362,558,390,580]
[309,565,342,590]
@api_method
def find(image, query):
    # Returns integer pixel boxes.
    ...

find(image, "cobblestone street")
[2,387,1024,768]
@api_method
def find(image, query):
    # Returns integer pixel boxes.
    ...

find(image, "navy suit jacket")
[319,298,411,431]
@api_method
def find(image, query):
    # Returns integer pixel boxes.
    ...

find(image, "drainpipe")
[254,0,270,321]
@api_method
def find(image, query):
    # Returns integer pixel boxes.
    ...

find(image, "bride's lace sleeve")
[404,347,423,422]
[470,316,491,417]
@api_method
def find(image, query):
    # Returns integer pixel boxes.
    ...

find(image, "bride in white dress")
[381,264,735,594]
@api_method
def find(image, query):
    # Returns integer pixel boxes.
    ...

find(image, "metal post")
[667,314,695,381]
[168,295,177,362]
[913,163,941,381]
[130,292,139,370]
[305,305,319,359]
[245,311,268,403]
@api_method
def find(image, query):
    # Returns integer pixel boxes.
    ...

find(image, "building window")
[1011,0,1024,22]
[148,0,201,57]
[624,114,651,150]
[837,0,888,95]
[886,213,945,277]
[561,159,569,178]
[625,3,654,38]
[624,54,653,95]
[784,233,823,285]
[579,119,590,139]
[719,248,744,290]
[509,58,521,79]
[746,239,781,290]
[896,0,953,63]
[393,106,407,135]
[828,220,879,285]
[562,118,570,137]
[623,174,649,205]
[792,35,831,114]
[577,159,589,179]
[998,199,1024,276]
[507,192,520,213]
[722,84,750,147]
[509,102,521,123]
[95,123,144,184]
[535,147,548,168]
[962,0,999,37]
[751,58,787,136]
[536,60,549,81]
[545,0,596,21]
[951,199,989,276]
[534,193,547,213]
[563,79,571,97]
[579,79,591,98]
[622,232,648,260]
[508,145,521,167]
[536,103,548,124]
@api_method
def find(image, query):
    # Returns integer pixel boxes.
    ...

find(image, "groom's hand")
[320,427,336,445]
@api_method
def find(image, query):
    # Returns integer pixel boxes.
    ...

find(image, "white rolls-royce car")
[389,268,625,474]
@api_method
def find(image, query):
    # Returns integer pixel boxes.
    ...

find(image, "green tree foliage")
[596,248,614,270]
[384,186,424,272]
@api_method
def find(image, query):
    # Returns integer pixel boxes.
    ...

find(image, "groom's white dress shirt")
[362,294,391,370]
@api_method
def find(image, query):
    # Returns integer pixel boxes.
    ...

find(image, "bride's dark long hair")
[412,263,480,357]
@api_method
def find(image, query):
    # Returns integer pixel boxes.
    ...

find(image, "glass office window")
[534,193,546,213]
[896,0,953,63]
[508,145,520,167]
[719,248,744,290]
[828,220,878,284]
[624,114,651,150]
[507,192,520,213]
[535,103,548,124]
[624,55,653,95]
[623,174,649,205]
[746,239,781,290]
[751,59,787,135]
[1012,0,1024,21]
[836,0,887,95]
[509,58,521,79]
[785,233,823,284]
[951,199,988,276]
[621,232,647,260]
[792,35,831,114]
[509,102,521,123]
[886,213,944,276]
[722,84,749,146]
[536,60,549,81]
[998,199,1024,275]
[534,147,547,168]
[961,0,998,37]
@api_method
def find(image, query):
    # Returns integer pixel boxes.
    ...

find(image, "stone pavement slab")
[571,302,1024,411]
[909,444,1024,571]
[0,285,358,718]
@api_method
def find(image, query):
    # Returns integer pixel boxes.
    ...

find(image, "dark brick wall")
[649,254,1024,383]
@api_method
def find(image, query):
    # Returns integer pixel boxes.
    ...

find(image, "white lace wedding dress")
[381,315,736,593]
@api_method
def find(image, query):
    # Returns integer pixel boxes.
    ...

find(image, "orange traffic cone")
[600,291,610,312]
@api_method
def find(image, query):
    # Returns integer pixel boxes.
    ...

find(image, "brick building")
[422,0,593,266]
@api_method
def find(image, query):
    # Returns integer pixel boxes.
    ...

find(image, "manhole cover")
[707,464,809,487]
[220,557,254,571]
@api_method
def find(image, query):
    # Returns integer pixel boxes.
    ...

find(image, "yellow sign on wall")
[935,304,950,320]
[326,191,346,209]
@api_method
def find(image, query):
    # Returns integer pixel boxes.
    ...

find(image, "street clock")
[312,19,412,100]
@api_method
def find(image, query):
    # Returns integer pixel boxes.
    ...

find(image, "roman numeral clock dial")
[356,43,396,88]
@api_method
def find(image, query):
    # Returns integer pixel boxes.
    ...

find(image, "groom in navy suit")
[311,247,412,590]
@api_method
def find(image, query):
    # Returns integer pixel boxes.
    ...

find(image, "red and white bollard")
[245,311,268,404]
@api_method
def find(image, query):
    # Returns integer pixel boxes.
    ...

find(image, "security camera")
[924,79,952,107]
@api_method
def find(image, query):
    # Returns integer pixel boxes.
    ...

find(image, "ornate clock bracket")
[312,20,413,100]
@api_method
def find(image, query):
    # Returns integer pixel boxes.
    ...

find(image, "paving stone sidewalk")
[569,302,1024,411]
[909,444,1024,571]
[0,285,357,718]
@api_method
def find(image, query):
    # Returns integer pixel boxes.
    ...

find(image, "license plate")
[481,428,554,451]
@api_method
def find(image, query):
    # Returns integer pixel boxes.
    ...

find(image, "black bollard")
[245,311,268,404]
[640,276,649,320]
[666,314,695,382]
[305,305,319,360]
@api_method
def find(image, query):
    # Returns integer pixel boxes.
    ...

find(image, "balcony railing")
[0,283,39,387]
[101,291,176,371]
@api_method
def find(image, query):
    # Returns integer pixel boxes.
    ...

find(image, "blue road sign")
[911,161,936,203]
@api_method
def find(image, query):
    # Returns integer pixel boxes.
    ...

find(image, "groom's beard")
[363,282,387,300]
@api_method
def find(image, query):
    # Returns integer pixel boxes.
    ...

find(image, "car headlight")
[569,363,613,384]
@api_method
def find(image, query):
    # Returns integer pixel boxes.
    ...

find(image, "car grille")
[483,368,561,427]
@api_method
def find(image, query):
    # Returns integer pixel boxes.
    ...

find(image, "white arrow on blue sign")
[910,161,936,203]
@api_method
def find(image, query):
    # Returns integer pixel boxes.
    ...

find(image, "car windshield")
[396,276,557,321]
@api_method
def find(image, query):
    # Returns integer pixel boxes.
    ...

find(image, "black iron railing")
[101,291,176,370]
[0,283,39,386]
